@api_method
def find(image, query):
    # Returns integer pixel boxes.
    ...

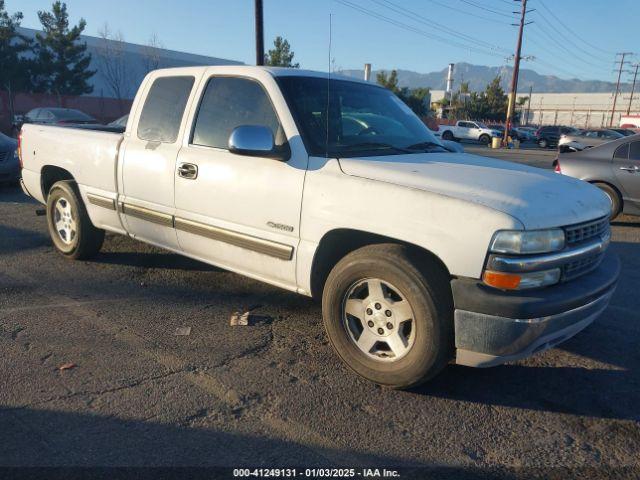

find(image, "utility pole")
[504,0,532,147]
[610,52,633,126]
[627,63,639,115]
[525,85,532,125]
[255,0,264,66]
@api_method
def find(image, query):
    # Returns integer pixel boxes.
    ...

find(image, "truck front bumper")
[451,252,620,367]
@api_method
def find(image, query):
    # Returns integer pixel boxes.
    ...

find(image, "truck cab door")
[613,141,640,210]
[456,122,470,139]
[174,74,305,289]
[118,75,197,250]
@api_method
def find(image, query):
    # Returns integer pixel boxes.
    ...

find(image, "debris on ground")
[58,362,76,371]
[175,326,191,336]
[230,305,272,326]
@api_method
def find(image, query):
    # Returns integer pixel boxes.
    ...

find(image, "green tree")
[377,70,431,117]
[33,1,94,95]
[0,1,33,99]
[264,36,299,68]
[376,70,400,93]
[483,75,507,121]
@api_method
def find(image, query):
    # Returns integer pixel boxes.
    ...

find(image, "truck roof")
[149,65,371,85]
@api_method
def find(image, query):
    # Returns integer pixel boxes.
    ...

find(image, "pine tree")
[264,36,299,68]
[0,0,32,94]
[34,1,95,95]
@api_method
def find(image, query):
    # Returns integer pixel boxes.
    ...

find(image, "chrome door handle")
[619,165,639,172]
[178,163,198,179]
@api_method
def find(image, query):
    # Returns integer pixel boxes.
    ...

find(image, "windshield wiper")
[342,142,414,154]
[405,141,446,151]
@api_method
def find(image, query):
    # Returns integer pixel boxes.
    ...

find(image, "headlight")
[490,229,565,254]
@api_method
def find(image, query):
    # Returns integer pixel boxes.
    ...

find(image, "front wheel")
[479,134,491,145]
[322,244,454,389]
[46,181,105,259]
[538,138,549,148]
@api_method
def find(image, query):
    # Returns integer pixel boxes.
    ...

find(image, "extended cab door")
[119,74,197,249]
[173,72,306,289]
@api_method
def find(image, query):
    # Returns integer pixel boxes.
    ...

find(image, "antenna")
[326,13,332,158]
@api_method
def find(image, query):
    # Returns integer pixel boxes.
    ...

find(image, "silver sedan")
[555,134,640,219]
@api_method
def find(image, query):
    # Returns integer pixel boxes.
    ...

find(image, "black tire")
[46,181,105,260]
[441,130,454,141]
[538,138,549,149]
[479,134,491,145]
[593,182,621,220]
[322,244,454,389]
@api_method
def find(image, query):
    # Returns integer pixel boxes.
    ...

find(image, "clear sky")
[7,0,639,82]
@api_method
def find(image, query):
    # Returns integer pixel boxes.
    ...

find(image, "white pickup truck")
[18,66,619,388]
[438,120,502,145]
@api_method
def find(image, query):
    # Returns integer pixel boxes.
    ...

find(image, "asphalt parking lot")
[0,149,639,477]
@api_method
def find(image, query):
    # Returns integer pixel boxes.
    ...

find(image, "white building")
[430,89,640,127]
[17,27,242,99]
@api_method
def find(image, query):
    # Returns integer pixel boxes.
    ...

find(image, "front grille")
[564,217,609,245]
[0,151,9,163]
[563,253,605,281]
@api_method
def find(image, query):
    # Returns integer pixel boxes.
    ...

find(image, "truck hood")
[338,152,610,229]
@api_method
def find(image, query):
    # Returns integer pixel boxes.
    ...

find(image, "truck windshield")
[277,76,445,158]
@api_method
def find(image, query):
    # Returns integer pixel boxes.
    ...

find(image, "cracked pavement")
[0,154,639,476]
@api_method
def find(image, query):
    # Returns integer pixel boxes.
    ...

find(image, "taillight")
[553,158,561,173]
[17,130,23,169]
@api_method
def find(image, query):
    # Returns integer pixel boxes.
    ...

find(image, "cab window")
[137,76,195,143]
[191,76,283,150]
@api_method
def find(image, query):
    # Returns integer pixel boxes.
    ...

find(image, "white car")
[18,66,618,388]
[438,120,502,144]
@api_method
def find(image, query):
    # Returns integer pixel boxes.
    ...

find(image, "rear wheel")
[594,182,621,220]
[46,181,105,259]
[441,130,454,141]
[538,138,549,148]
[322,244,454,389]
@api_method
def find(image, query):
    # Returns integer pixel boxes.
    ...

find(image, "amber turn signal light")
[482,270,521,290]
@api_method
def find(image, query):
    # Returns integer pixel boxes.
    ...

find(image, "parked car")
[610,128,637,137]
[559,128,624,151]
[19,66,618,388]
[0,132,19,184]
[535,125,579,148]
[554,134,640,219]
[513,126,537,142]
[438,120,502,145]
[488,124,526,142]
[16,108,99,131]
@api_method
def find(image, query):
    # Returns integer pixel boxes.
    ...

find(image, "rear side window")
[137,76,194,143]
[629,141,640,161]
[191,76,283,149]
[614,143,629,159]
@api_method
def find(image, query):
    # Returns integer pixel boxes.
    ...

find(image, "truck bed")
[20,124,123,203]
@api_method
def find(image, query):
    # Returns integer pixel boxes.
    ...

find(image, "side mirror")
[229,125,277,157]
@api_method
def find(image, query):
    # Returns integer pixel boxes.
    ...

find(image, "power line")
[533,3,612,64]
[537,0,616,57]
[529,22,611,70]
[423,0,510,25]
[458,0,516,18]
[333,0,505,59]
[370,0,511,56]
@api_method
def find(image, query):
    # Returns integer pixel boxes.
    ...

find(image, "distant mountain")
[339,62,627,94]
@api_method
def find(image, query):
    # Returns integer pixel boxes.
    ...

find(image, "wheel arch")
[588,179,624,212]
[309,228,451,300]
[41,165,75,199]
